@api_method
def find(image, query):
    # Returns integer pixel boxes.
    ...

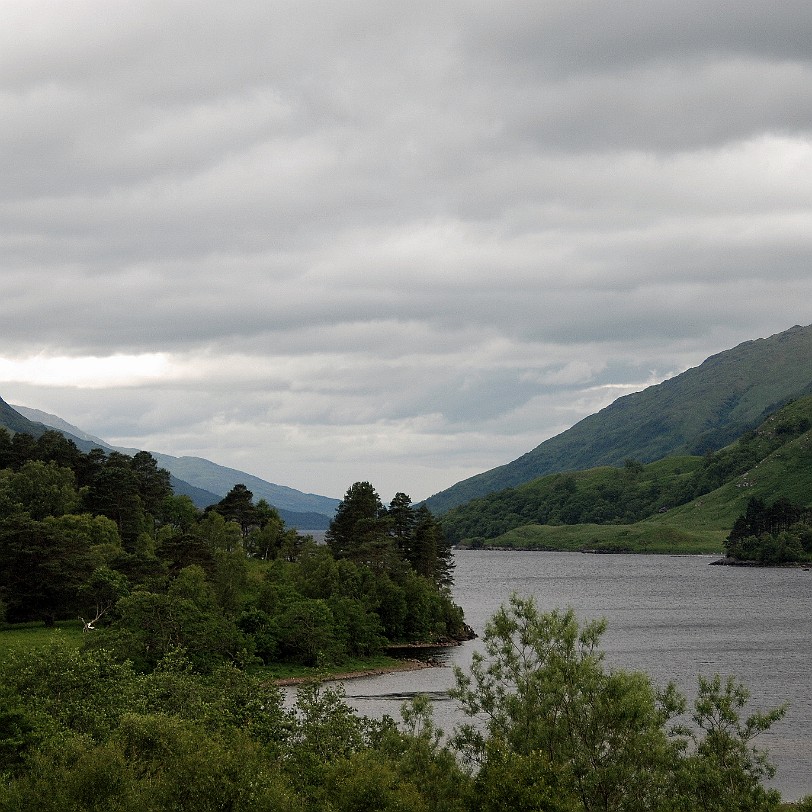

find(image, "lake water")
[333,551,812,802]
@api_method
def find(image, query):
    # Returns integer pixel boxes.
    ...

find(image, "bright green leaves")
[450,595,785,812]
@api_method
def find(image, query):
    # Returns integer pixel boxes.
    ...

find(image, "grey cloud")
[463,2,812,76]
[1,1,811,498]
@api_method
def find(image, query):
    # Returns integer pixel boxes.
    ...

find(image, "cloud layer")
[2,1,811,501]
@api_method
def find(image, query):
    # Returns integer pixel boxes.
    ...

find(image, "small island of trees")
[725,497,812,565]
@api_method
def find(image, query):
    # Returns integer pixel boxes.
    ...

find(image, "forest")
[0,594,807,810]
[0,428,466,671]
[725,496,812,564]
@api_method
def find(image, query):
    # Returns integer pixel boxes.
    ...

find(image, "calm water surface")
[335,551,812,802]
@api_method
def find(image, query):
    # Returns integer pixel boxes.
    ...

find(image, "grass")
[250,653,421,683]
[0,619,85,658]
[483,521,725,554]
[0,623,421,685]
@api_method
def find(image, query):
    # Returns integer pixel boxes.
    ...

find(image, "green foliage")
[328,482,455,586]
[2,460,79,520]
[451,596,679,810]
[0,432,464,680]
[451,595,786,812]
[86,572,250,673]
[326,481,399,572]
[725,497,812,563]
[0,597,797,811]
[207,483,259,536]
[0,512,105,624]
[673,674,786,811]
[0,637,138,741]
[444,397,812,554]
[426,324,812,514]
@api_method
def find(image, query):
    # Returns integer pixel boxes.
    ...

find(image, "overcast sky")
[2,1,811,503]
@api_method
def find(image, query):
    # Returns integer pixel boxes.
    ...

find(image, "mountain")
[0,395,97,451]
[425,323,812,514]
[10,405,111,447]
[6,401,339,531]
[143,454,339,528]
[441,395,812,549]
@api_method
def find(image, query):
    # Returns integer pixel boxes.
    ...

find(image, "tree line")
[0,428,466,671]
[439,408,812,545]
[725,496,812,564]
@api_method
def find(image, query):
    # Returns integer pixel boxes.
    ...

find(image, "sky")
[2,1,812,504]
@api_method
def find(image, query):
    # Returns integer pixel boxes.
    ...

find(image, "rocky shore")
[274,657,435,686]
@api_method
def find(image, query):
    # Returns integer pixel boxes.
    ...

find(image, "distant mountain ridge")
[4,401,339,531]
[425,323,812,514]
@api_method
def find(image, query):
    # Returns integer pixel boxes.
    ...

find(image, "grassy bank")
[0,620,85,658]
[0,623,434,684]
[466,521,725,554]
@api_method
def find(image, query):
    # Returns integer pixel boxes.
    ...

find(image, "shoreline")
[273,657,437,686]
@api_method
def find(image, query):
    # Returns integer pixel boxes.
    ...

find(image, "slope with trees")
[0,428,466,670]
[442,396,812,554]
[426,323,812,514]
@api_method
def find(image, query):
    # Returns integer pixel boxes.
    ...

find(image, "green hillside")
[447,396,812,554]
[426,323,812,514]
[650,399,812,534]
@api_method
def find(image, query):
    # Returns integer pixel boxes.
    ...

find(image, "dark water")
[335,551,812,802]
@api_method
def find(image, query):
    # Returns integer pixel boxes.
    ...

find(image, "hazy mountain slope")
[10,402,339,524]
[146,453,340,516]
[0,396,98,451]
[164,477,223,509]
[0,396,49,436]
[425,323,812,514]
[9,405,110,446]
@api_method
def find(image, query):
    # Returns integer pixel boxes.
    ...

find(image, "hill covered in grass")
[426,324,812,514]
[445,396,812,554]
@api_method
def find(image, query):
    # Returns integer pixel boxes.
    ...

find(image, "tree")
[388,491,416,558]
[6,460,79,520]
[130,451,172,518]
[276,599,339,666]
[674,674,785,811]
[91,574,249,673]
[33,430,81,470]
[0,513,102,625]
[82,452,147,548]
[77,566,130,630]
[210,484,258,537]
[195,509,243,553]
[412,504,454,588]
[160,494,200,532]
[726,497,812,563]
[244,502,288,559]
[326,482,396,569]
[450,595,784,812]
